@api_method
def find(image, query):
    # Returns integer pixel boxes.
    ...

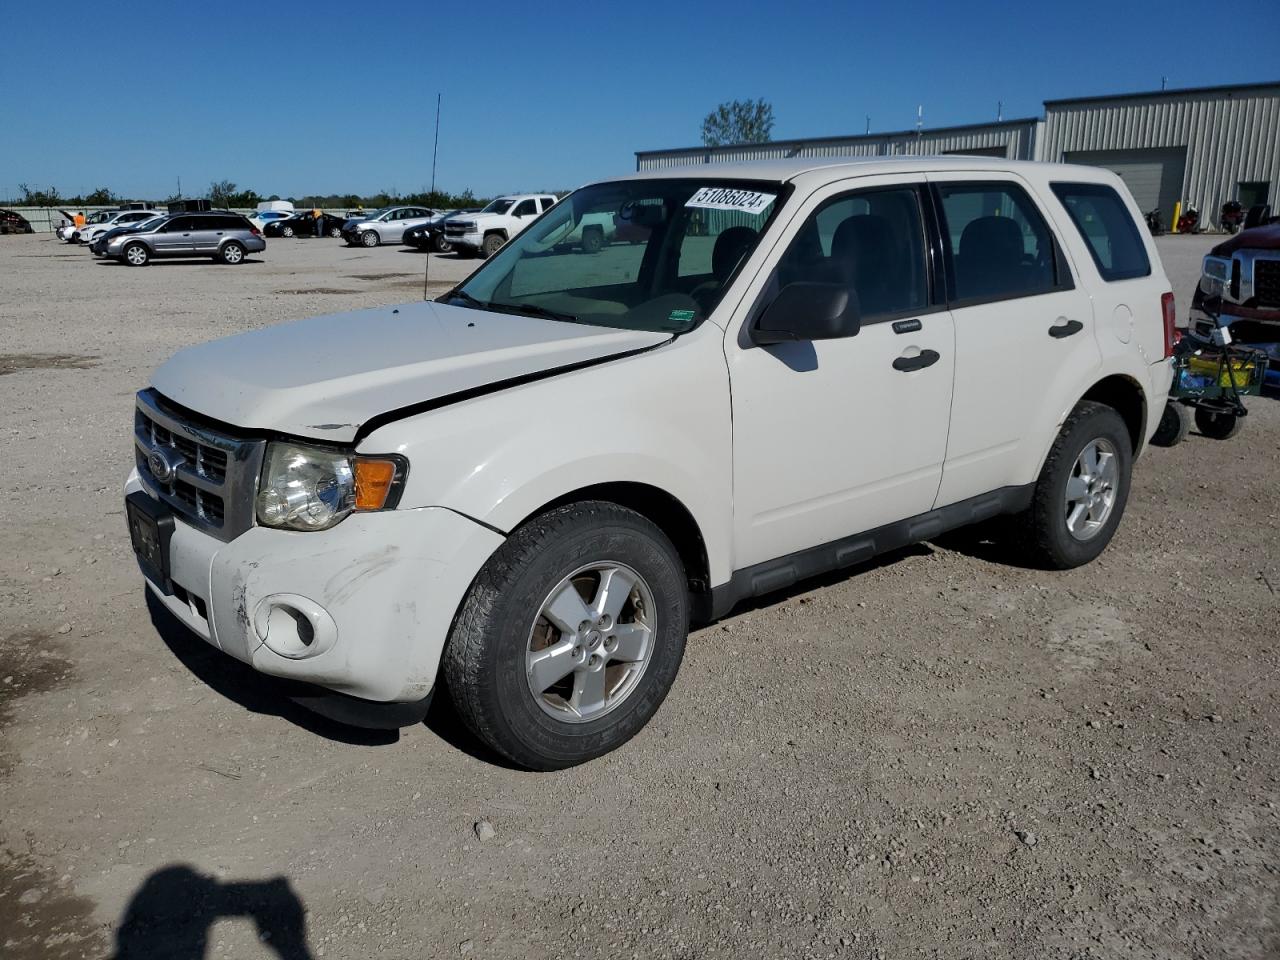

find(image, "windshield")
[480,198,514,215]
[132,217,163,230]
[450,179,783,333]
[88,211,114,223]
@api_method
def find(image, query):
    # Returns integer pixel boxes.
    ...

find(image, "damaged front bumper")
[125,467,504,712]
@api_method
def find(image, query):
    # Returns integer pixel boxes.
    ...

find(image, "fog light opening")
[252,594,337,660]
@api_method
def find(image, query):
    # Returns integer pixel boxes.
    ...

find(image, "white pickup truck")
[127,158,1174,770]
[443,193,559,257]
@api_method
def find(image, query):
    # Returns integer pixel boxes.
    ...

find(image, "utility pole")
[865,115,870,135]
[915,105,923,136]
[177,176,182,200]
[1161,76,1168,91]
[997,100,1003,122]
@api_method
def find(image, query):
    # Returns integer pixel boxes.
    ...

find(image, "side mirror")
[751,282,861,346]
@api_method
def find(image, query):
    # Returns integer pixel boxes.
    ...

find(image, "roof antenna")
[915,105,923,136]
[997,100,1003,122]
[865,115,870,135]
[1161,76,1168,91]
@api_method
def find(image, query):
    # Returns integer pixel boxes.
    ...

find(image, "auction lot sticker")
[686,187,775,215]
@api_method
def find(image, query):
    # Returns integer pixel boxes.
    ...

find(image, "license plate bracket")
[126,491,175,594]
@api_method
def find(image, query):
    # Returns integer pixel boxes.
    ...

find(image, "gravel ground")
[1,232,1277,960]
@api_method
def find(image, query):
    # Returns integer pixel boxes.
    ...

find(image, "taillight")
[1161,291,1178,358]
[250,226,261,236]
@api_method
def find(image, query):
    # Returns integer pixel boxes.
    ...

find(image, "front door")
[727,175,956,569]
[152,216,195,254]
[926,174,1100,506]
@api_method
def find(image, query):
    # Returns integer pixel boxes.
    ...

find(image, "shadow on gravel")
[423,686,524,771]
[146,592,396,747]
[112,865,312,959]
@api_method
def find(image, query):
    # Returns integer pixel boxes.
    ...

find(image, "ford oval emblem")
[147,447,181,483]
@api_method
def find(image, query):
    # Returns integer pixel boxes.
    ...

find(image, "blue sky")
[1,0,1277,201]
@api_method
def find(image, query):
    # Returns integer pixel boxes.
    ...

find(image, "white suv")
[126,158,1174,769]
[444,194,558,257]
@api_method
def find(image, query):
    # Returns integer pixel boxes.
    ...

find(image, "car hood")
[151,300,670,443]
[1211,223,1280,255]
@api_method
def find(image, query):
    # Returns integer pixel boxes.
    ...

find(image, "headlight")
[1200,255,1232,297]
[256,441,405,532]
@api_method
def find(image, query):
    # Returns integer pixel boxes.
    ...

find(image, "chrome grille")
[1254,259,1280,309]
[134,389,265,541]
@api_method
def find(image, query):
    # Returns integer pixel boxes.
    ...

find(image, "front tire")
[442,502,689,770]
[480,233,505,258]
[432,234,452,254]
[329,226,342,238]
[1194,407,1242,440]
[282,225,294,238]
[219,241,246,265]
[360,230,380,248]
[1015,401,1132,569]
[123,242,149,267]
[580,226,604,254]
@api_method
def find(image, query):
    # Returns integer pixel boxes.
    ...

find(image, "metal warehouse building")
[636,81,1280,231]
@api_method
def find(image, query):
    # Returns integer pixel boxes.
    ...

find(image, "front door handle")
[1049,319,1084,339]
[893,349,941,372]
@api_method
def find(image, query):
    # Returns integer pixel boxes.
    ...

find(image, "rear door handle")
[892,349,941,372]
[1049,319,1084,339]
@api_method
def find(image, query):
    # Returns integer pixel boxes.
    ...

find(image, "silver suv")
[340,206,439,247]
[103,212,266,266]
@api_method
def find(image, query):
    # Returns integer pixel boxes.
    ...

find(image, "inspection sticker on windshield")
[685,187,775,215]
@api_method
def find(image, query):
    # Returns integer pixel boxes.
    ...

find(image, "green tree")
[209,180,237,206]
[700,98,775,147]
[19,183,63,206]
[83,186,116,204]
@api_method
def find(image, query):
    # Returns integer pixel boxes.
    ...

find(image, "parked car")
[249,210,295,231]
[103,211,265,266]
[340,206,439,247]
[79,208,161,246]
[444,194,558,257]
[126,158,1173,769]
[264,212,345,238]
[1188,219,1280,345]
[0,209,33,234]
[61,209,116,242]
[401,210,478,252]
[89,215,167,255]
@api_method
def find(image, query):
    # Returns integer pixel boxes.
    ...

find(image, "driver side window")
[513,200,538,217]
[773,186,929,321]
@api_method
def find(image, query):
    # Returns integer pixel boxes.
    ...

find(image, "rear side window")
[1051,182,1151,281]
[935,181,1064,303]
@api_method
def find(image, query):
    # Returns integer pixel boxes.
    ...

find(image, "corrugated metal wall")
[1038,85,1280,229]
[637,85,1280,231]
[636,120,1039,171]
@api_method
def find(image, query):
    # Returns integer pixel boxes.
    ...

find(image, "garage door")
[1063,147,1187,227]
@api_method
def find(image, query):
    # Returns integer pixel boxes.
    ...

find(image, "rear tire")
[123,242,149,267]
[282,225,294,238]
[442,501,689,770]
[360,230,380,248]
[480,232,505,258]
[219,241,246,265]
[1014,401,1132,569]
[1194,407,1243,440]
[329,226,342,238]
[1150,401,1190,447]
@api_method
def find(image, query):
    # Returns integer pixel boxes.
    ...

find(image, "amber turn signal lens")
[353,458,398,510]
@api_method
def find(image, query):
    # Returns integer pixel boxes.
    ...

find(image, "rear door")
[926,174,1100,506]
[188,215,224,253]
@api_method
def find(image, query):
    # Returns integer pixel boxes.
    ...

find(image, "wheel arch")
[1079,373,1147,455]
[513,481,714,623]
[483,228,508,241]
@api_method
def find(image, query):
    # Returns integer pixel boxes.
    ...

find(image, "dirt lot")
[1,232,1277,960]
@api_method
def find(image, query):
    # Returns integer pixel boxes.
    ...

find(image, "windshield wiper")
[445,289,488,310]
[488,302,581,324]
